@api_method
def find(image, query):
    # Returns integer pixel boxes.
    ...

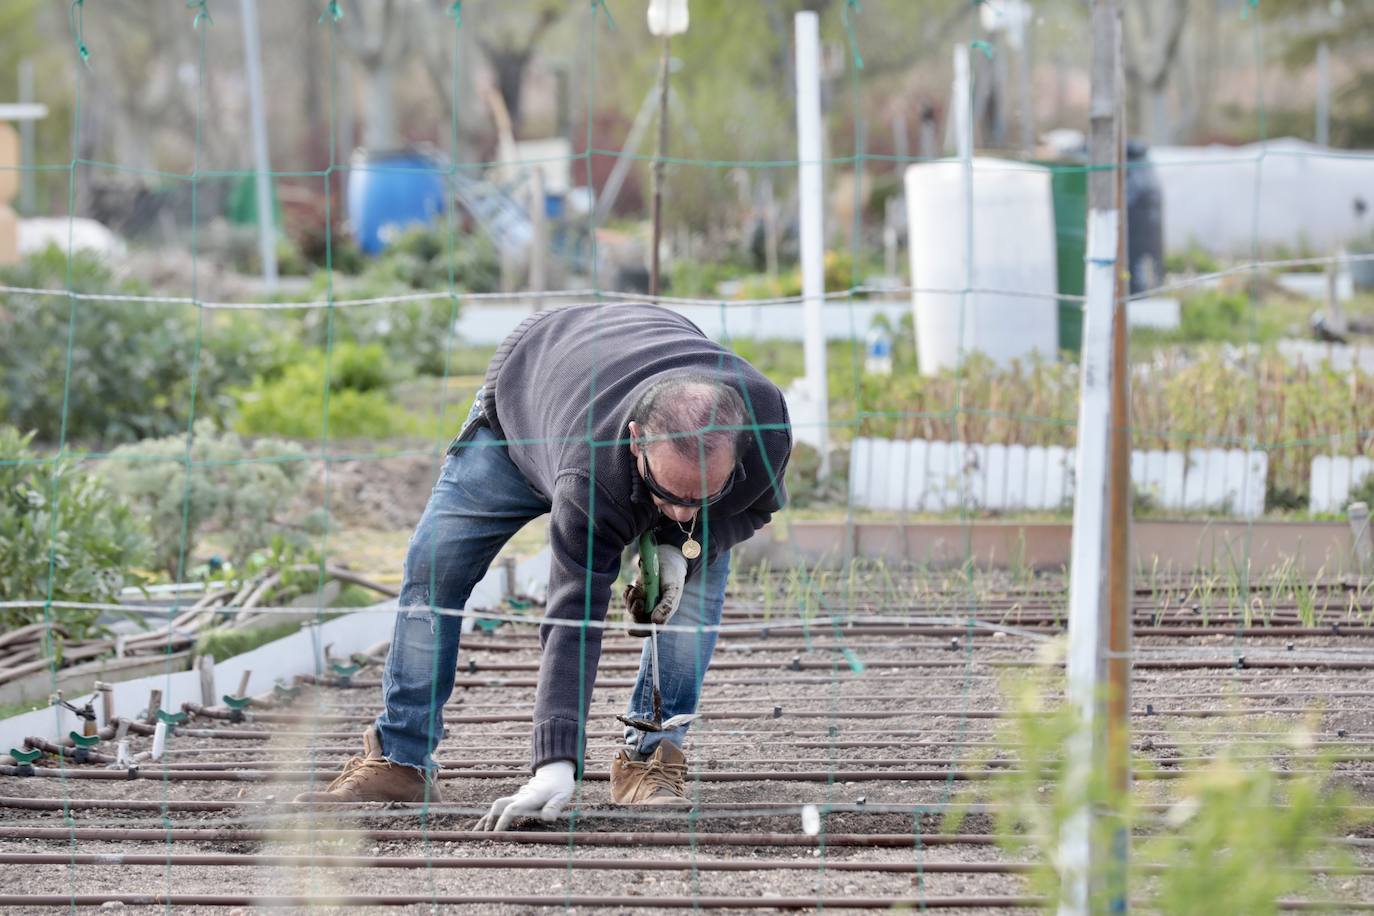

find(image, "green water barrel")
[1047,164,1087,355]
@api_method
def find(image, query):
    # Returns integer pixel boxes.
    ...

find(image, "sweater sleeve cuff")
[530,716,584,775]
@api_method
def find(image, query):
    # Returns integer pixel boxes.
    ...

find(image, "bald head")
[629,375,748,461]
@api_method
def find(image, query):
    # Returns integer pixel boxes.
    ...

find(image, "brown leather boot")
[293,726,441,803]
[609,741,691,806]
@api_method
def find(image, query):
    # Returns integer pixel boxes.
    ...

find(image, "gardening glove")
[474,760,575,831]
[623,544,688,635]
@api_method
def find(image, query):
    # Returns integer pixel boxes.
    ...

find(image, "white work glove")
[624,544,689,629]
[474,760,575,831]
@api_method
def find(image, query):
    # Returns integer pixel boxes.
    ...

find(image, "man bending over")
[296,302,792,827]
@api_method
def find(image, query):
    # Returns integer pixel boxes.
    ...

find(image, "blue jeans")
[375,397,731,771]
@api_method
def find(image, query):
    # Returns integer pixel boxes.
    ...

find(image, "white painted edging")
[0,548,551,754]
[1278,339,1374,375]
[1310,455,1374,513]
[849,438,1267,518]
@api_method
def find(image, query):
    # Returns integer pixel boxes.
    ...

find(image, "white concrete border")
[0,548,550,754]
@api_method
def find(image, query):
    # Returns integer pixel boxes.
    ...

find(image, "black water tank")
[1126,140,1165,295]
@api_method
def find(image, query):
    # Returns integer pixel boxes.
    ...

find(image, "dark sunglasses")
[640,450,745,508]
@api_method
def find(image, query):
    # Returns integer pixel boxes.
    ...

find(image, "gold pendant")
[682,538,701,560]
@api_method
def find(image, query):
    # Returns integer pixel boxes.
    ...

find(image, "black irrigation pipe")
[0,765,988,783]
[462,621,1374,646]
[9,796,1374,819]
[0,797,1029,816]
[13,756,1017,773]
[0,826,1000,847]
[298,656,1374,680]
[0,764,1314,783]
[7,852,1372,882]
[303,669,1374,691]
[7,825,1374,852]
[57,751,1374,773]
[146,736,1374,758]
[62,725,1367,745]
[0,851,1031,875]
[197,706,1337,728]
[0,894,1045,909]
[305,689,1374,715]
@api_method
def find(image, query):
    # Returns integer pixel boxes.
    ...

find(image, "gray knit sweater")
[480,302,792,772]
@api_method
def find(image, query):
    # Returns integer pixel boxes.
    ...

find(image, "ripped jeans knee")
[397,584,439,635]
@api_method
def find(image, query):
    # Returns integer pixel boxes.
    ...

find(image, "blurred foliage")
[592,0,970,234]
[666,256,756,298]
[0,426,150,637]
[281,226,498,376]
[782,441,848,510]
[1176,289,1263,342]
[1164,244,1221,277]
[947,656,1356,914]
[1130,289,1301,347]
[0,247,289,445]
[734,323,1374,513]
[232,341,421,440]
[98,421,314,578]
[195,618,305,664]
[734,250,875,301]
[1142,727,1355,916]
[1351,471,1374,510]
[1265,0,1374,147]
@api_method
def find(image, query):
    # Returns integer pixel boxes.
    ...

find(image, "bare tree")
[1123,0,1189,145]
[80,0,236,173]
[337,0,414,151]
[470,0,565,136]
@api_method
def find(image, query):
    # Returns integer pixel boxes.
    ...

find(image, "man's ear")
[628,421,641,458]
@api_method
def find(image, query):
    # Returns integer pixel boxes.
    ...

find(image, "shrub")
[97,421,312,578]
[1165,244,1221,276]
[233,342,419,440]
[1177,289,1249,341]
[0,247,288,445]
[1351,472,1374,509]
[948,663,1356,914]
[782,442,848,509]
[0,426,150,636]
[195,618,306,663]
[283,226,499,377]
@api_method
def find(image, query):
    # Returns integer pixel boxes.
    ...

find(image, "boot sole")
[609,797,693,807]
[291,793,443,804]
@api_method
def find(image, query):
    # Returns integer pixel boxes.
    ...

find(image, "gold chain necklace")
[674,515,701,559]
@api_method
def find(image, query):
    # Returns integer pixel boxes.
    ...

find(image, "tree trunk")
[362,65,397,151]
[1148,83,1170,146]
[489,48,533,135]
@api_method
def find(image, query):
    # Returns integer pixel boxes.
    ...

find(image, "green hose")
[638,531,660,612]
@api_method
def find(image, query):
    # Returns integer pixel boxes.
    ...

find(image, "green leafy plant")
[0,247,286,444]
[194,618,305,663]
[1141,724,1353,916]
[232,342,420,440]
[948,655,1356,914]
[1165,244,1221,277]
[97,421,312,577]
[278,225,493,377]
[0,426,150,635]
[1350,471,1374,509]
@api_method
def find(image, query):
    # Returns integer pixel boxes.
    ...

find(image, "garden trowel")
[617,532,698,733]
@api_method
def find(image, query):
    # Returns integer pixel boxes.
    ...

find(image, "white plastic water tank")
[905,158,1058,375]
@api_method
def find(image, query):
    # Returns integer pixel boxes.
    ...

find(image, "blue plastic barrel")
[347,149,447,254]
